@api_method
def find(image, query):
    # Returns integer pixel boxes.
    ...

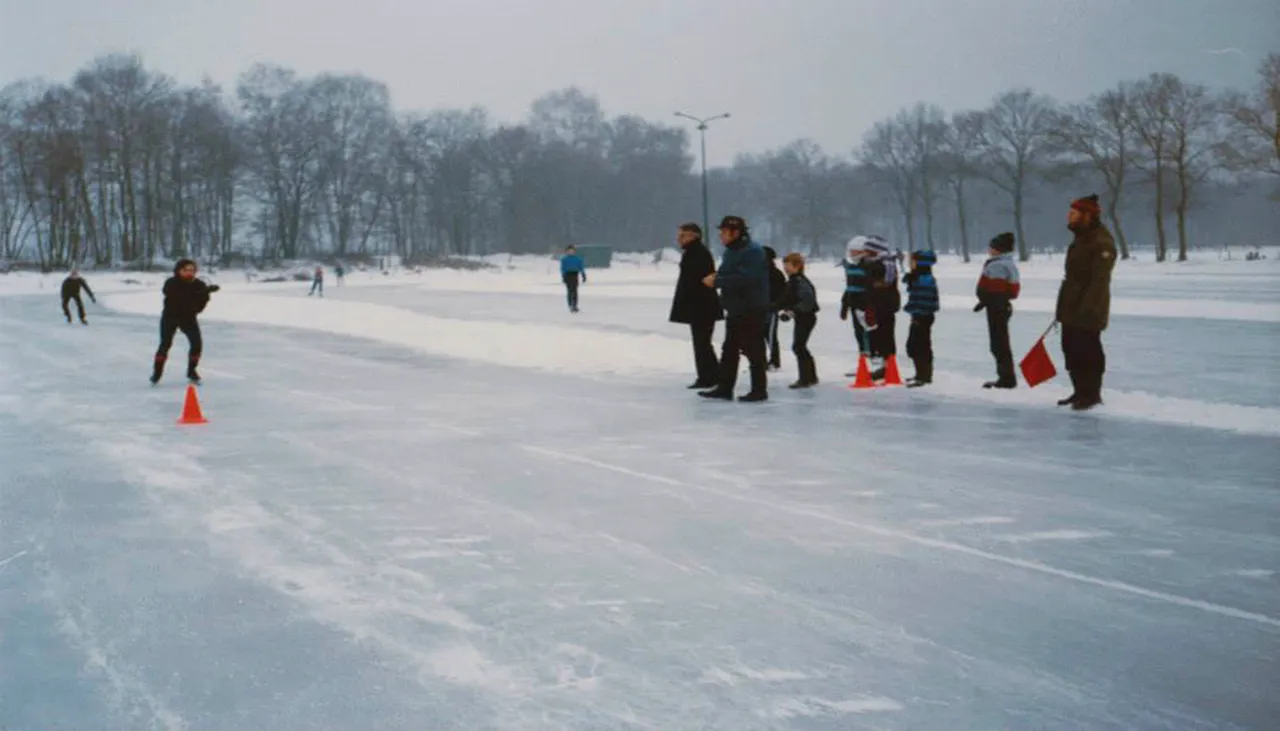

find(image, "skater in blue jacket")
[560,246,587,312]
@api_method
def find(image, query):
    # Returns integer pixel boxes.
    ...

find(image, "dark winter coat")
[903,269,939,316]
[864,259,901,315]
[61,275,94,301]
[715,235,770,317]
[779,273,820,314]
[162,277,217,321]
[669,240,723,324]
[1056,223,1116,331]
[768,264,787,310]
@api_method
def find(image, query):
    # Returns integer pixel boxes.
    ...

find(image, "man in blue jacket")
[560,245,587,312]
[699,215,770,402]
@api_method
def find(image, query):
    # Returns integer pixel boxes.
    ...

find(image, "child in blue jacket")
[903,250,940,387]
[560,246,587,312]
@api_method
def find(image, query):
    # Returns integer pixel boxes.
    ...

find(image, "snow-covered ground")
[1,249,1277,730]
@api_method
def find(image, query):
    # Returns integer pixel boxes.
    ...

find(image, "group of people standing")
[664,193,1116,410]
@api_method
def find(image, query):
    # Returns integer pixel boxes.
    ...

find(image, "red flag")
[1019,337,1057,388]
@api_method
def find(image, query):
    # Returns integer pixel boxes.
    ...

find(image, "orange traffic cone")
[178,384,208,425]
[848,354,875,389]
[882,355,904,386]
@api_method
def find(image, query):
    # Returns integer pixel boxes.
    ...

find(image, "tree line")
[0,53,1276,270]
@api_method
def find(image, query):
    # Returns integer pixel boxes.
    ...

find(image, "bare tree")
[969,89,1058,261]
[1164,79,1227,261]
[1128,73,1180,262]
[1050,86,1136,259]
[939,111,983,262]
[1222,53,1280,181]
[859,115,918,249]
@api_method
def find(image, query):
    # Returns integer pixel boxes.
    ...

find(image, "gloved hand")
[208,285,221,293]
[973,301,986,313]
[840,309,848,321]
[1005,302,1013,316]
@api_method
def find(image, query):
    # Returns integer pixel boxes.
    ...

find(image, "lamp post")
[674,111,730,242]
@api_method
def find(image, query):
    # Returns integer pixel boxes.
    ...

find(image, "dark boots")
[1071,371,1103,411]
[187,356,201,384]
[150,355,165,385]
[907,360,933,388]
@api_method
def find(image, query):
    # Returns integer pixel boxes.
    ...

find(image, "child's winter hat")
[990,233,1015,254]
[173,258,197,274]
[912,250,937,266]
[1070,193,1101,216]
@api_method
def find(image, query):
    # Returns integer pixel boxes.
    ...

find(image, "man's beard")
[1067,219,1092,233]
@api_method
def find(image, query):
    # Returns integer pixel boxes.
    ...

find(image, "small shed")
[573,245,613,269]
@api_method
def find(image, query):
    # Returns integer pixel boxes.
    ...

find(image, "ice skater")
[308,266,324,297]
[862,235,900,382]
[839,238,873,375]
[777,253,819,388]
[60,268,95,325]
[763,246,787,370]
[151,259,220,386]
[334,263,345,286]
[974,233,1020,389]
[560,245,587,313]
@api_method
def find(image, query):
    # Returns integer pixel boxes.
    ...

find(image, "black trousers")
[871,310,897,357]
[906,315,934,365]
[689,322,719,384]
[764,312,782,367]
[309,278,323,296]
[156,315,203,370]
[1062,325,1105,393]
[563,273,580,310]
[986,306,1014,382]
[791,312,818,384]
[61,294,85,321]
[717,312,768,394]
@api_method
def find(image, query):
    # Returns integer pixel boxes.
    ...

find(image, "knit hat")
[173,258,197,275]
[912,250,937,267]
[763,246,778,260]
[990,233,1015,254]
[1071,194,1101,216]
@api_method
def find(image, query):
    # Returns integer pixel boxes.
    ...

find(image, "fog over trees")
[1,52,1276,270]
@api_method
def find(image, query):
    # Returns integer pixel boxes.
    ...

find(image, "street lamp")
[674,111,730,244]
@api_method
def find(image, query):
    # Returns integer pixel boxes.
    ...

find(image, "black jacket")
[162,277,217,320]
[669,241,723,325]
[61,276,94,300]
[778,273,820,314]
[767,265,787,310]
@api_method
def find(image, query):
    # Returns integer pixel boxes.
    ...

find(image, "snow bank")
[100,289,1280,437]
[102,290,693,380]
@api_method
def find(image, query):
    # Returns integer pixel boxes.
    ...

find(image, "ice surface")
[1,252,1278,730]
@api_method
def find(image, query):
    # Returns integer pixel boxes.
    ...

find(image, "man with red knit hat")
[1056,194,1116,411]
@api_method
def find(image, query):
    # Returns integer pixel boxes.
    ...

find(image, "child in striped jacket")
[903,250,939,387]
[974,233,1021,389]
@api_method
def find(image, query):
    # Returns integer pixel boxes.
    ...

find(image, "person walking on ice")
[308,266,324,297]
[60,268,95,325]
[151,259,220,386]
[560,245,587,313]
[699,215,770,403]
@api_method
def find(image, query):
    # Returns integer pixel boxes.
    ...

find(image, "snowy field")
[1,250,1278,730]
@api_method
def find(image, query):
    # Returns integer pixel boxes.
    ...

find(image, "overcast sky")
[1,0,1275,166]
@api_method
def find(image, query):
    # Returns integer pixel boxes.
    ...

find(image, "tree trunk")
[1013,186,1029,262]
[1152,157,1167,262]
[1106,201,1130,260]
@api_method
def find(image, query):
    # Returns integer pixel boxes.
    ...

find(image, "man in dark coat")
[151,258,220,385]
[60,268,95,324]
[1056,194,1117,411]
[699,215,770,402]
[669,223,723,388]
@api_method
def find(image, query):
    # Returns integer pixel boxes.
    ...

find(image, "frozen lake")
[2,255,1278,730]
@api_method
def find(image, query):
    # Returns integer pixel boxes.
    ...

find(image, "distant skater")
[334,263,345,286]
[560,245,587,313]
[60,268,95,325]
[151,259,220,386]
[308,266,324,297]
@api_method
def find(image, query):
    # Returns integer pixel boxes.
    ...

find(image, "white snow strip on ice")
[99,290,1280,437]
[993,529,1113,544]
